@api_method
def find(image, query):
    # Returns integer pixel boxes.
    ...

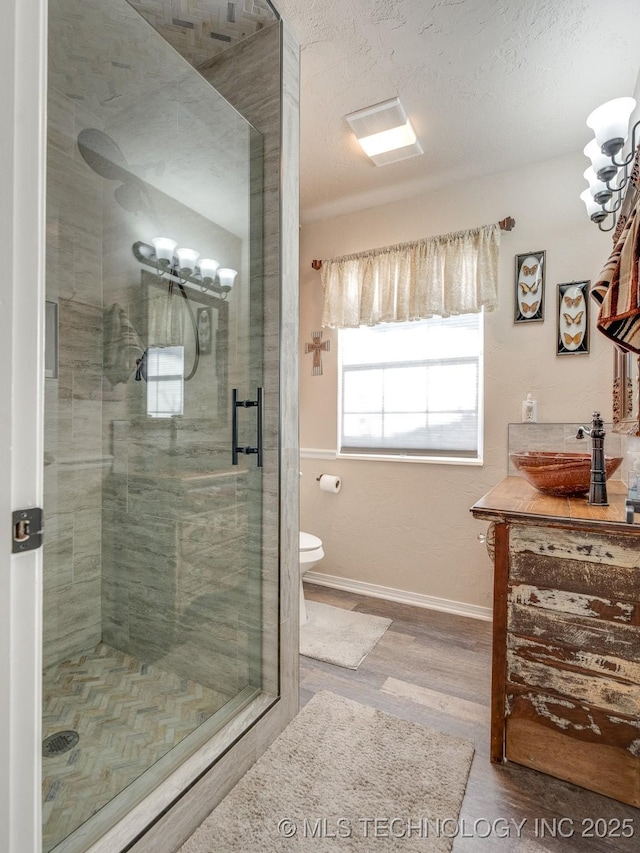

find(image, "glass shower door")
[42,1,273,850]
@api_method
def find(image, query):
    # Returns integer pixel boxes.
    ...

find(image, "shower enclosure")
[30,1,296,851]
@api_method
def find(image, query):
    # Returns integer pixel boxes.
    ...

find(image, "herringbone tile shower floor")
[42,643,228,852]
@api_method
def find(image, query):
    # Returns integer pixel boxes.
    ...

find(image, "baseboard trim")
[303,571,493,622]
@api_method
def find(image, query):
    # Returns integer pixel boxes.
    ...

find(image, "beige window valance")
[321,222,500,329]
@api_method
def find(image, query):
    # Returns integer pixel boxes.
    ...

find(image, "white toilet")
[299,531,324,624]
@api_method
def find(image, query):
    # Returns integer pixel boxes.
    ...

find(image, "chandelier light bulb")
[217,268,238,290]
[579,189,606,222]
[175,247,200,274]
[198,258,220,282]
[151,237,177,265]
[583,167,612,205]
[583,139,618,183]
[586,97,636,157]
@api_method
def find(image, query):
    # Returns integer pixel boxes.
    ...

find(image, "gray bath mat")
[179,690,475,852]
[300,601,392,669]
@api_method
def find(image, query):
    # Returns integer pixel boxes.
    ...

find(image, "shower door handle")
[232,387,263,467]
[256,386,263,468]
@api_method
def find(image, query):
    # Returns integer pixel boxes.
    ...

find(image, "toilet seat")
[300,531,322,551]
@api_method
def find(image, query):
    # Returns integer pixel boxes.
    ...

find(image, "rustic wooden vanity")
[471,477,640,806]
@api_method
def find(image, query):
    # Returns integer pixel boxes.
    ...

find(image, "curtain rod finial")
[499,216,515,231]
[312,260,323,270]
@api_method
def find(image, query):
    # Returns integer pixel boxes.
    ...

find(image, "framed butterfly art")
[557,280,590,356]
[514,250,545,323]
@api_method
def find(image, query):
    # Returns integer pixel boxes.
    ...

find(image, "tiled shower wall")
[128,0,277,67]
[93,2,258,697]
[199,21,291,703]
[43,86,105,667]
[100,173,248,696]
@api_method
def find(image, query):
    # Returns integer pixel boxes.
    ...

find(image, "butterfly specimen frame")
[557,280,590,356]
[514,250,545,323]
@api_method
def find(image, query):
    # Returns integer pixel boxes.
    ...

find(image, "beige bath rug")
[179,690,475,852]
[300,601,392,668]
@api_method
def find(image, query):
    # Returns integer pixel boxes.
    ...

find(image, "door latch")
[12,508,44,553]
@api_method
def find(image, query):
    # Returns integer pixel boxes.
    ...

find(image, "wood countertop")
[470,476,640,534]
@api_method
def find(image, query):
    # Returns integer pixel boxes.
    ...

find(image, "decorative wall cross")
[305,331,330,376]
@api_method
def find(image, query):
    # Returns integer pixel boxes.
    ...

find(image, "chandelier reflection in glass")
[132,238,238,297]
[580,97,639,232]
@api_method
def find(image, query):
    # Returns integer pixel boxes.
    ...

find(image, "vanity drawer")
[508,525,640,634]
[508,603,640,663]
[509,526,640,595]
[506,640,640,716]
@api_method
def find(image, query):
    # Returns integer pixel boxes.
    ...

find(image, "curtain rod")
[310,216,515,271]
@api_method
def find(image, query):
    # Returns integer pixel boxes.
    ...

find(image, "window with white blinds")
[146,346,185,418]
[338,314,483,460]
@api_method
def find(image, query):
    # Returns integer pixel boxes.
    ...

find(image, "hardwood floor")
[300,583,640,852]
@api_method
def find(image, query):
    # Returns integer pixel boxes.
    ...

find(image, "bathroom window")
[146,345,185,418]
[338,313,483,462]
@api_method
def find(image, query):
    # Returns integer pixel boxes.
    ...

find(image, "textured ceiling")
[273,0,640,223]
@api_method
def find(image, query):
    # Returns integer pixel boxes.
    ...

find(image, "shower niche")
[42,1,290,851]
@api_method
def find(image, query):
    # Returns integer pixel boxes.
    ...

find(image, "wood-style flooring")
[300,583,640,852]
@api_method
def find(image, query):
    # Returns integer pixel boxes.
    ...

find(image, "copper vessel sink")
[510,451,623,497]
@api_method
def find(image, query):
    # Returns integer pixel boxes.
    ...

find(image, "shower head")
[77,128,131,183]
[77,128,159,220]
[78,128,165,181]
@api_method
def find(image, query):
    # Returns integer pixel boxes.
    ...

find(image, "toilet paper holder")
[316,473,342,492]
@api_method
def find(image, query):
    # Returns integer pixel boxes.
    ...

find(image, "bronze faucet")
[576,412,608,506]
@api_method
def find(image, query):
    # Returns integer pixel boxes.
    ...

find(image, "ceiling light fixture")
[345,97,423,166]
[580,97,639,232]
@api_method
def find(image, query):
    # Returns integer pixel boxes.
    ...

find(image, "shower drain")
[42,730,79,757]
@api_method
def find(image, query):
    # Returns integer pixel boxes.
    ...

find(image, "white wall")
[299,151,616,610]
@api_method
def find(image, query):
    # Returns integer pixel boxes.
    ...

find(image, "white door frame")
[0,0,47,851]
